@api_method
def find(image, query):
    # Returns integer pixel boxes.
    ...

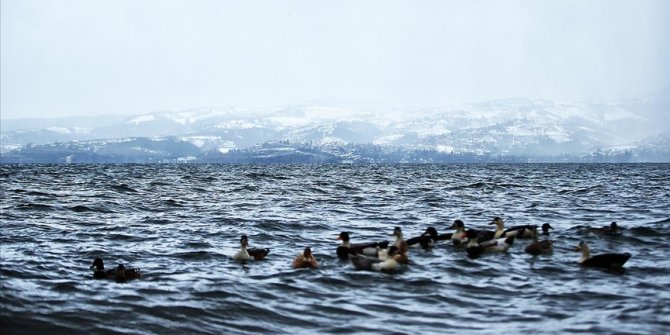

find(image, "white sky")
[1,0,669,119]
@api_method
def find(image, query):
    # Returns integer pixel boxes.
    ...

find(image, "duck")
[464,229,515,259]
[541,223,553,236]
[292,247,319,269]
[435,228,453,241]
[524,229,553,255]
[504,224,538,239]
[575,241,631,269]
[391,227,409,255]
[379,227,408,264]
[584,221,622,235]
[351,246,403,272]
[90,258,141,283]
[336,232,388,260]
[489,216,537,239]
[470,216,507,242]
[233,235,270,261]
[406,227,439,249]
[450,220,467,246]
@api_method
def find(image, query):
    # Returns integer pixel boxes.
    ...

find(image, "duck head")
[610,222,619,232]
[541,223,553,234]
[423,227,438,239]
[303,247,313,258]
[490,217,504,227]
[90,258,105,271]
[337,232,351,242]
[240,235,249,248]
[392,227,403,238]
[451,220,465,230]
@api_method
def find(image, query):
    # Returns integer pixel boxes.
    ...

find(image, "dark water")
[1,164,669,335]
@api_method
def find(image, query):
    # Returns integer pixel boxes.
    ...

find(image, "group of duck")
[90,218,631,282]
[330,218,630,272]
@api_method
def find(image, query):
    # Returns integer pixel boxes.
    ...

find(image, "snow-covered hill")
[1,97,668,161]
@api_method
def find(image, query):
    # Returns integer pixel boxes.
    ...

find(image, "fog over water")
[2,0,669,120]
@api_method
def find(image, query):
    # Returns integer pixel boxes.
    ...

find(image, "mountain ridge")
[2,97,668,162]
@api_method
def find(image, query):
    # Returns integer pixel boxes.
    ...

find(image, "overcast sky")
[1,0,669,119]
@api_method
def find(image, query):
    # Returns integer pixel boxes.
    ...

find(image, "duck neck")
[580,245,591,263]
[342,240,350,248]
[494,222,504,239]
[394,234,404,247]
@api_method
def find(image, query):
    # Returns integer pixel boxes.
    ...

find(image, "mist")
[2,0,669,120]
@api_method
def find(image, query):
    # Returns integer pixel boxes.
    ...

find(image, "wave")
[2,164,669,335]
[111,183,138,193]
[16,203,53,211]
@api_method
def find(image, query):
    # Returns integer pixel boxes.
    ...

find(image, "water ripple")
[1,163,669,335]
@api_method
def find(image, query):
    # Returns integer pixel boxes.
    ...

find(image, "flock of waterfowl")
[90,218,631,282]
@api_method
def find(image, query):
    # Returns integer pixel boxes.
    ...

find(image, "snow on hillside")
[2,97,668,160]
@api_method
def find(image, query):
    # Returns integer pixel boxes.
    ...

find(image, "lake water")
[1,164,669,334]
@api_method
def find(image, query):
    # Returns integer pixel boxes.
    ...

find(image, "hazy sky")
[2,0,669,119]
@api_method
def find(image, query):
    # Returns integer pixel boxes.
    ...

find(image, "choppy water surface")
[1,164,669,334]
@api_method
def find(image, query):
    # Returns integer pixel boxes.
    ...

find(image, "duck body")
[406,227,438,249]
[525,230,553,255]
[248,248,270,260]
[293,247,319,269]
[234,235,270,261]
[524,240,553,255]
[475,229,496,243]
[504,225,538,238]
[450,220,467,246]
[90,258,141,283]
[582,253,631,268]
[337,232,388,259]
[584,222,622,235]
[490,217,536,239]
[351,246,402,272]
[576,241,630,269]
[465,229,515,258]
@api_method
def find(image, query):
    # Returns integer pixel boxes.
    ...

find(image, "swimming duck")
[465,229,515,259]
[488,217,507,240]
[351,246,402,272]
[584,222,622,235]
[406,227,439,249]
[336,232,388,260]
[504,224,538,239]
[524,229,553,255]
[541,223,553,236]
[391,227,409,254]
[292,247,319,269]
[90,258,141,283]
[575,241,631,269]
[233,235,270,261]
[489,216,536,239]
[450,220,467,246]
[378,227,409,264]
